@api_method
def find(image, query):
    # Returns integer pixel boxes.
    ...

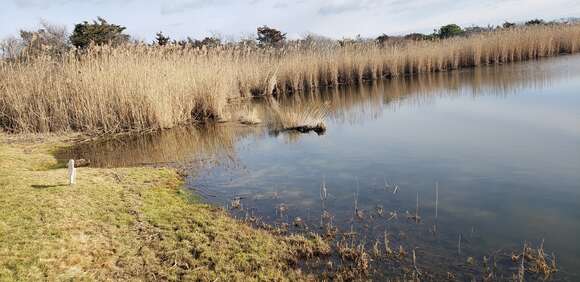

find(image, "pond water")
[58,55,580,280]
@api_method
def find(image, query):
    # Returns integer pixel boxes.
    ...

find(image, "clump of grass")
[0,135,325,281]
[335,239,370,276]
[1,24,580,134]
[237,108,262,125]
[511,240,557,280]
[285,233,331,259]
[263,97,329,134]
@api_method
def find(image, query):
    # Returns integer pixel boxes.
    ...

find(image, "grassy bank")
[0,135,327,281]
[1,24,580,133]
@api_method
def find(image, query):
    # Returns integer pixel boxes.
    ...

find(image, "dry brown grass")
[1,24,579,134]
[261,96,329,133]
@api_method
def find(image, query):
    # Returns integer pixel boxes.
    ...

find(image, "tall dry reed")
[1,24,580,133]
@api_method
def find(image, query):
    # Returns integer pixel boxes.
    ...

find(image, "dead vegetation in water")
[2,25,580,134]
[233,106,263,125]
[224,173,565,281]
[511,241,558,280]
[285,233,332,259]
[336,239,371,275]
[264,97,329,135]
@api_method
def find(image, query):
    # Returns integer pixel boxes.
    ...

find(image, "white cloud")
[1,0,579,40]
[160,0,230,15]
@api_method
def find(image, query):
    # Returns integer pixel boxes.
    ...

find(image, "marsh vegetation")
[2,16,580,281]
[1,21,580,134]
[55,55,580,280]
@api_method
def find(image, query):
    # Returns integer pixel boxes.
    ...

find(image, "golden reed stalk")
[1,24,579,133]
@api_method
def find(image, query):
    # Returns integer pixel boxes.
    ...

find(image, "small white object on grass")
[67,159,76,185]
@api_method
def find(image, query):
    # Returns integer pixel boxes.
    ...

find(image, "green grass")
[0,134,325,281]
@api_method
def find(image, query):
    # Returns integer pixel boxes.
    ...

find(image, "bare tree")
[0,36,23,60]
[20,20,70,59]
[300,33,337,49]
[1,20,69,60]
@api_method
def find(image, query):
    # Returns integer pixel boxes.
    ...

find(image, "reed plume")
[2,24,579,133]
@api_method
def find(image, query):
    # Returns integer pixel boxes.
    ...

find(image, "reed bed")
[1,24,580,133]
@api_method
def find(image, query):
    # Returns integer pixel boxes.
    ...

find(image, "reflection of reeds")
[3,25,579,133]
[273,54,578,125]
[458,234,462,255]
[320,176,328,213]
[320,176,327,202]
[353,178,365,220]
[435,182,439,219]
[56,124,256,167]
[416,192,420,223]
[56,51,574,167]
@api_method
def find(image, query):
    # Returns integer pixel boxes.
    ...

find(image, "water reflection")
[57,55,580,280]
[281,57,574,125]
[56,124,259,168]
[59,56,578,168]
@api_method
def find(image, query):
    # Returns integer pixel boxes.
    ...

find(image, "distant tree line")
[1,17,579,61]
[375,18,574,44]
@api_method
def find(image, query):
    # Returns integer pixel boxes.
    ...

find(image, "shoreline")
[0,134,328,281]
[2,24,579,135]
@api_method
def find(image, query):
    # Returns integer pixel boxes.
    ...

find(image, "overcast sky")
[1,0,579,41]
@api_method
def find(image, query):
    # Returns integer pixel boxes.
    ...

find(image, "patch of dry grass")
[1,24,580,134]
[0,135,326,281]
[262,97,329,133]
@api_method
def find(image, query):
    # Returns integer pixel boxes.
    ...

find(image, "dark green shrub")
[503,21,516,28]
[404,33,429,41]
[155,31,171,46]
[70,17,129,49]
[257,26,286,47]
[525,19,545,26]
[376,33,390,45]
[437,24,464,39]
[177,37,221,49]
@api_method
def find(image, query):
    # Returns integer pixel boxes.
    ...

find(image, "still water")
[59,55,580,280]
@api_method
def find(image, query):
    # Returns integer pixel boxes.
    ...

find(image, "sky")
[1,0,580,41]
